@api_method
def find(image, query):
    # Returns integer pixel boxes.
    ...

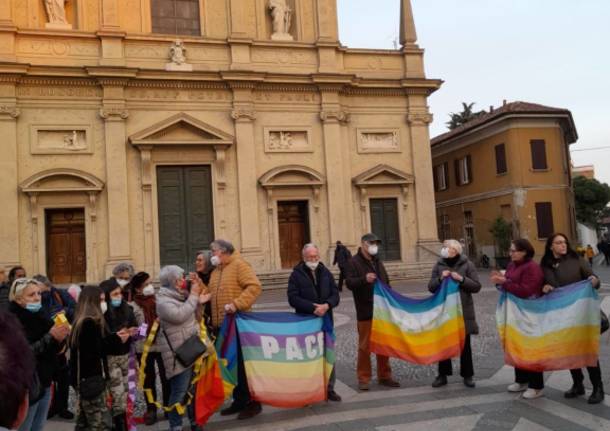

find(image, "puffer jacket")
[156,287,199,379]
[428,255,482,335]
[206,252,262,329]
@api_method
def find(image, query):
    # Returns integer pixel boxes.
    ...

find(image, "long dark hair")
[512,238,536,260]
[69,285,105,348]
[540,233,579,268]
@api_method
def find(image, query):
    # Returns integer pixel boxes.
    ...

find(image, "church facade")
[0,0,441,283]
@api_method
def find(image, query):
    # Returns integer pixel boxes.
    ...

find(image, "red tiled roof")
[431,101,578,146]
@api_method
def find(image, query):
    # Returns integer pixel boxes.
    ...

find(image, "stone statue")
[269,0,293,41]
[165,40,193,71]
[44,0,68,24]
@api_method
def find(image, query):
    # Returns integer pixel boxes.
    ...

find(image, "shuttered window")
[495,143,507,174]
[151,0,201,36]
[454,156,472,185]
[535,202,554,239]
[433,163,448,191]
[530,140,548,170]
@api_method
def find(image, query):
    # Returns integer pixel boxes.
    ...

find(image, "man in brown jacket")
[206,239,262,420]
[346,233,400,391]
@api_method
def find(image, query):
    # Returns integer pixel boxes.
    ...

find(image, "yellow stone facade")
[0,0,441,282]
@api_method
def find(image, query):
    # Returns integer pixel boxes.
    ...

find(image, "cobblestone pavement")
[47,264,610,430]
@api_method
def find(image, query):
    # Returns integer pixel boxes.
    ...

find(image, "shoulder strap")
[53,289,64,307]
[161,327,175,354]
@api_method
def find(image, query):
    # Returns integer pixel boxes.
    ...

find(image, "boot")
[588,384,605,404]
[144,406,157,426]
[112,413,127,431]
[564,382,585,398]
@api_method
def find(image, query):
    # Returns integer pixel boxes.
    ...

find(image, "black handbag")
[601,311,609,334]
[162,329,207,368]
[77,349,107,400]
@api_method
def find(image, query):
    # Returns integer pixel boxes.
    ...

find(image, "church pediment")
[353,164,414,187]
[129,113,234,147]
[259,165,325,188]
[20,168,104,193]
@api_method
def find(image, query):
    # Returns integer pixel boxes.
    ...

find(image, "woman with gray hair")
[156,265,210,431]
[428,239,481,389]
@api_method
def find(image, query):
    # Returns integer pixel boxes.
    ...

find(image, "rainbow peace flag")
[370,279,466,365]
[216,313,238,398]
[218,312,335,408]
[496,280,600,372]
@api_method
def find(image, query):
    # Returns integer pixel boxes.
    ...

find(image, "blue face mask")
[111,298,122,308]
[26,302,42,313]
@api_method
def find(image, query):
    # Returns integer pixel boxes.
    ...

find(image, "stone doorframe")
[20,168,105,282]
[258,165,326,270]
[129,112,234,277]
[352,163,415,235]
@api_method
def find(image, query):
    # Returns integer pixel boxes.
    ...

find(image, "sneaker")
[431,375,448,388]
[358,382,369,391]
[507,383,528,392]
[379,378,400,388]
[522,388,544,399]
[236,401,262,420]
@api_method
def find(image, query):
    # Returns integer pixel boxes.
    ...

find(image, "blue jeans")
[19,386,52,431]
[167,368,194,431]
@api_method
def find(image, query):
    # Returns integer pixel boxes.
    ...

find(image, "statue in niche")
[44,0,69,24]
[269,0,294,41]
[63,130,85,151]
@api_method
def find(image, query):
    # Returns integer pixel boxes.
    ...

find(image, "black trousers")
[515,368,544,390]
[138,352,170,409]
[337,270,345,291]
[438,335,473,378]
[570,361,603,387]
[233,334,255,408]
[51,354,70,412]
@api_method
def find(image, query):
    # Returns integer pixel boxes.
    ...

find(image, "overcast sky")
[337,0,610,185]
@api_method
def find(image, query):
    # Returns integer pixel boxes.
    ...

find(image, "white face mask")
[100,301,108,314]
[305,261,319,271]
[210,255,221,267]
[142,284,155,296]
[368,244,379,256]
[117,279,129,288]
[440,247,450,259]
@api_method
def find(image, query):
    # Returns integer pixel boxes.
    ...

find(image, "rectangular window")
[464,210,473,225]
[151,0,201,36]
[495,143,507,174]
[500,204,512,221]
[454,155,472,185]
[438,214,450,241]
[434,163,448,191]
[530,139,548,170]
[535,202,554,239]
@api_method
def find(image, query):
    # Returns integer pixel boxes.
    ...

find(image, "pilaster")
[98,77,132,274]
[0,2,16,62]
[229,82,264,267]
[97,0,126,67]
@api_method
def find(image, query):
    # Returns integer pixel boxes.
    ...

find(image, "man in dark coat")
[288,243,341,401]
[346,233,400,391]
[333,241,352,291]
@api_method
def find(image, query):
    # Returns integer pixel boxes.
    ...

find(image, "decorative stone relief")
[43,0,72,30]
[99,107,129,121]
[357,129,400,153]
[269,0,293,41]
[264,127,312,153]
[166,40,193,71]
[231,109,257,122]
[30,125,92,154]
[0,105,20,119]
[407,111,433,125]
[320,110,350,124]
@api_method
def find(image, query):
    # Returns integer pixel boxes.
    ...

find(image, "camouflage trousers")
[75,390,112,431]
[107,353,129,417]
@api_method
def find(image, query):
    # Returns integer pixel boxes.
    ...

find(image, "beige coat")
[205,252,262,328]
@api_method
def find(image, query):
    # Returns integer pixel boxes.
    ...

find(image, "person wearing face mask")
[100,278,138,431]
[69,285,131,431]
[428,239,481,389]
[205,239,262,420]
[346,233,400,391]
[287,243,341,402]
[8,278,70,431]
[128,272,169,425]
[112,262,135,302]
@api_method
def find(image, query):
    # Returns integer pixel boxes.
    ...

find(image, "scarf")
[134,294,157,329]
[443,254,461,268]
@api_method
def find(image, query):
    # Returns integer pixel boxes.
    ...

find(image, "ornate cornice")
[343,87,405,97]
[0,105,20,119]
[97,78,131,87]
[18,77,98,87]
[127,80,228,90]
[99,107,129,120]
[407,111,433,125]
[0,74,23,84]
[320,110,350,124]
[231,109,257,122]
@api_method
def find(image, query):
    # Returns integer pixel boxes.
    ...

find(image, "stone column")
[319,87,352,260]
[99,79,131,274]
[230,84,264,268]
[407,99,439,260]
[0,75,21,269]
